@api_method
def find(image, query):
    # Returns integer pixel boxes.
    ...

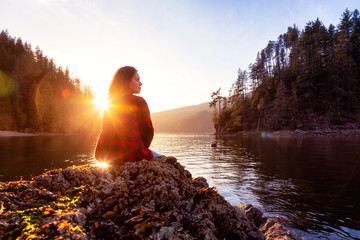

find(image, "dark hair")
[108,66,137,97]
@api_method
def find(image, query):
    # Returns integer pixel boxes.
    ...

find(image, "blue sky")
[1,0,359,112]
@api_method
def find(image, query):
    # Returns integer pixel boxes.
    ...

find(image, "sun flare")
[94,161,110,168]
[93,96,110,112]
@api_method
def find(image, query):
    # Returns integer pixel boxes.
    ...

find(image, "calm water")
[0,133,359,240]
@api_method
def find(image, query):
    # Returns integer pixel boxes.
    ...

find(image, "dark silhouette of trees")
[0,30,99,133]
[209,87,222,134]
[212,9,360,133]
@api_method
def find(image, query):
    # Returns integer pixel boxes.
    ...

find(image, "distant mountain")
[151,102,214,133]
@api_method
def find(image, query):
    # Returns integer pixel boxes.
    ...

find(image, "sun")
[93,161,110,168]
[93,95,110,112]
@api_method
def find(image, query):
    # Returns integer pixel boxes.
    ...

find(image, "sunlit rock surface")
[0,156,297,239]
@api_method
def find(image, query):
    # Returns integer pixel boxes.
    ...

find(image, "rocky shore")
[222,124,360,138]
[0,156,300,239]
[0,130,41,137]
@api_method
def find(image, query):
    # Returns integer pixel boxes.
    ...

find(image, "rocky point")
[0,156,298,239]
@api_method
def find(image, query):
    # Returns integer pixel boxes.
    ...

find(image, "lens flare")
[0,71,17,96]
[94,161,110,168]
[93,96,110,112]
[62,89,70,98]
[261,132,272,137]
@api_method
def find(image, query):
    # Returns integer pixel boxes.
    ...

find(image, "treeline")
[211,9,360,133]
[0,30,100,133]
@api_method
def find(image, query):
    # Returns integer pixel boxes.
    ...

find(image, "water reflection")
[151,134,360,240]
[1,133,359,239]
[0,135,98,181]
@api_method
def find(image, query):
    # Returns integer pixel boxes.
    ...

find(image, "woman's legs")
[151,150,161,158]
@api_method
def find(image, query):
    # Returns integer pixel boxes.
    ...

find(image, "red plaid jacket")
[95,94,154,165]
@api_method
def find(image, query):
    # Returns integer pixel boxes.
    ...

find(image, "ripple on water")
[146,134,360,240]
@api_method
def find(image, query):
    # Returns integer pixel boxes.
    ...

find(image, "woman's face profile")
[129,71,142,94]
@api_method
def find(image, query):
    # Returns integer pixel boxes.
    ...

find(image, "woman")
[95,66,158,166]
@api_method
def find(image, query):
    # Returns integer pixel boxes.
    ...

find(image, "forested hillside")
[151,102,213,133]
[211,9,360,133]
[0,30,99,133]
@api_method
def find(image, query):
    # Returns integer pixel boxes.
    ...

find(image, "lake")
[0,133,359,239]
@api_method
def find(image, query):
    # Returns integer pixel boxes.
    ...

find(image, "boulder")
[0,157,295,239]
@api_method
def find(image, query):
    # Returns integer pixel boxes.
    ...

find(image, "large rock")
[0,157,295,239]
[238,204,266,228]
[260,216,299,240]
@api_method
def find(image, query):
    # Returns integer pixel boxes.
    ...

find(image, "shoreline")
[217,128,360,138]
[2,128,360,138]
[0,130,44,137]
[0,130,93,137]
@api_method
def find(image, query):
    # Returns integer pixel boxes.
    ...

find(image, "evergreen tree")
[0,30,99,133]
[271,80,289,129]
[210,8,360,133]
[209,88,222,134]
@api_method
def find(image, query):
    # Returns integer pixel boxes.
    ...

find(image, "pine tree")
[0,30,99,133]
[212,9,360,132]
